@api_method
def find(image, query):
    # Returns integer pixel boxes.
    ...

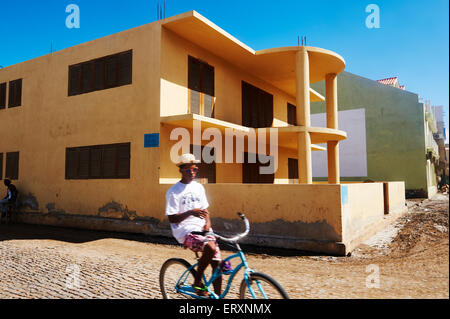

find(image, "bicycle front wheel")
[160,258,197,299]
[239,272,289,299]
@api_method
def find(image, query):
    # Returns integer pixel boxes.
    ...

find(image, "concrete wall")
[311,71,430,197]
[16,181,406,255]
[341,183,385,246]
[384,181,406,214]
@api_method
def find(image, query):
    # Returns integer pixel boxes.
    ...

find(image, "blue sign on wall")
[144,133,159,148]
[341,185,348,205]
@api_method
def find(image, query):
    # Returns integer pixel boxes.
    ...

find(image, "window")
[8,79,22,108]
[188,56,215,117]
[242,152,274,184]
[66,143,130,179]
[68,50,132,96]
[190,144,216,183]
[5,152,19,180]
[242,81,273,128]
[287,103,297,126]
[288,158,299,184]
[0,82,6,110]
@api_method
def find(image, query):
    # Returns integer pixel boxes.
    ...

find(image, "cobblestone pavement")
[0,195,448,299]
[0,225,243,299]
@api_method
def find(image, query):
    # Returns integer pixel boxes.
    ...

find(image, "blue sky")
[1,0,448,140]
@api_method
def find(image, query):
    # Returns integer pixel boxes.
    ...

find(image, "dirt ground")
[0,193,448,299]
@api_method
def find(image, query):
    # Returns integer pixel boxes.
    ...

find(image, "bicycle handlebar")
[208,212,250,243]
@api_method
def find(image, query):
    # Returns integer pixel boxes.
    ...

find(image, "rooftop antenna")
[164,0,166,19]
[157,1,160,20]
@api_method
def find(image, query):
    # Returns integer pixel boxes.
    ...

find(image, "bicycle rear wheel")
[160,258,197,299]
[239,272,289,299]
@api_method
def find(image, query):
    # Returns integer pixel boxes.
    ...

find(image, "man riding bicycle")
[165,153,222,297]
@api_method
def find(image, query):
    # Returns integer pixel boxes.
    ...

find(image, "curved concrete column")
[298,131,312,184]
[295,47,311,127]
[325,73,340,184]
[327,140,340,184]
[296,47,312,184]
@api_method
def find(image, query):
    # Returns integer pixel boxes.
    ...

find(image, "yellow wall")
[0,20,164,218]
[341,183,385,244]
[159,182,343,242]
[385,181,406,214]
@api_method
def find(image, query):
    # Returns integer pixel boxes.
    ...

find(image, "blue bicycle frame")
[175,249,265,299]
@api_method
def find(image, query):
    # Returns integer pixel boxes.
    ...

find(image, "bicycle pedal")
[220,260,233,274]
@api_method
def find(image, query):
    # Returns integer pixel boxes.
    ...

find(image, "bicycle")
[159,212,289,299]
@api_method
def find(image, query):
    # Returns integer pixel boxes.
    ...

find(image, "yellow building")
[0,11,406,255]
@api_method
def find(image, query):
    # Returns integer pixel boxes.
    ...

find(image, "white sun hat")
[176,153,201,167]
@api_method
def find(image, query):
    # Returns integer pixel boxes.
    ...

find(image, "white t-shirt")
[165,181,210,244]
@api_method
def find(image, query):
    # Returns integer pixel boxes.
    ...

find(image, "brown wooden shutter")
[69,50,132,96]
[250,87,259,128]
[0,82,6,109]
[68,65,82,96]
[203,61,215,117]
[242,152,254,183]
[287,103,297,126]
[105,56,118,88]
[203,64,214,97]
[188,57,201,114]
[117,143,131,178]
[5,152,19,180]
[66,143,130,179]
[8,79,22,108]
[94,59,105,91]
[288,158,299,183]
[200,145,216,183]
[187,56,215,117]
[258,154,275,184]
[249,87,256,127]
[118,50,132,86]
[190,90,200,114]
[81,62,94,93]
[17,79,22,106]
[203,94,214,117]
[243,152,274,184]
[102,146,117,178]
[188,56,201,92]
[65,148,78,179]
[242,82,250,127]
[78,148,90,178]
[0,153,3,180]
[265,93,273,127]
[90,147,102,178]
[259,93,266,128]
[241,82,273,128]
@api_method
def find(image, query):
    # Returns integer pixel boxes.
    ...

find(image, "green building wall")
[311,71,431,197]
